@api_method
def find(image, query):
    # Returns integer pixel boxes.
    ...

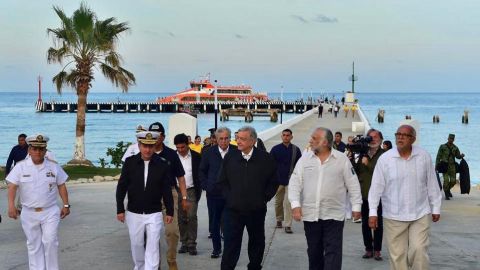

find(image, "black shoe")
[448,191,453,197]
[211,250,221,258]
[189,247,198,256]
[362,251,373,259]
[445,196,450,200]
[178,246,188,254]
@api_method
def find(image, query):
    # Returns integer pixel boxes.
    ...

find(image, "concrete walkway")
[1,109,479,269]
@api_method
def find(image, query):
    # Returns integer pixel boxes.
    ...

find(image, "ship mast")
[349,62,358,93]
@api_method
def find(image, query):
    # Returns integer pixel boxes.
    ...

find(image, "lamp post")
[280,85,284,124]
[214,79,218,130]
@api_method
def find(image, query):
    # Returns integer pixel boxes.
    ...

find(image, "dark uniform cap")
[208,128,216,136]
[136,131,159,145]
[149,122,165,134]
[26,134,49,147]
[448,134,455,139]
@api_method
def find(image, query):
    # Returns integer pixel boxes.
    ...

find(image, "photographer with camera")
[352,129,385,261]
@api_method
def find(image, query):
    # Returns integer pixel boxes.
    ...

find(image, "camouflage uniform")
[435,138,462,198]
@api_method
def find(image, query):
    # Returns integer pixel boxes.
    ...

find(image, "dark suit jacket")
[190,150,202,201]
[217,147,278,212]
[116,153,174,216]
[199,144,237,198]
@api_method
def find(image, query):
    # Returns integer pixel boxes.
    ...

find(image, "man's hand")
[181,199,192,212]
[8,206,19,219]
[117,213,125,223]
[292,207,302,222]
[432,214,440,222]
[361,157,369,166]
[352,211,361,220]
[369,216,378,230]
[165,215,173,224]
[60,207,70,219]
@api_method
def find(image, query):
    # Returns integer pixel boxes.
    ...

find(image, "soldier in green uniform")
[435,134,464,200]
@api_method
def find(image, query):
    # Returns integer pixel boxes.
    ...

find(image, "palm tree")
[47,2,135,166]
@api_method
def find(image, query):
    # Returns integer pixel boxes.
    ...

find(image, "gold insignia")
[146,133,153,140]
[37,135,44,142]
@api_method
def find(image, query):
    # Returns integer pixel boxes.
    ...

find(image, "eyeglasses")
[394,133,414,138]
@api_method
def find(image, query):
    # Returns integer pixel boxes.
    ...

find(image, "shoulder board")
[15,159,28,166]
[45,157,58,164]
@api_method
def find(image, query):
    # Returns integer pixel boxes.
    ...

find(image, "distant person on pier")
[318,103,324,118]
[149,122,189,270]
[5,133,28,175]
[217,126,278,270]
[353,129,385,261]
[189,135,203,154]
[230,131,239,146]
[289,127,362,270]
[333,104,339,118]
[333,132,347,153]
[121,125,147,162]
[270,129,302,234]
[369,125,442,270]
[435,134,465,200]
[382,140,392,151]
[351,103,358,118]
[343,104,350,118]
[202,128,217,154]
[116,131,173,270]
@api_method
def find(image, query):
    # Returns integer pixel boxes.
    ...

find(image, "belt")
[34,207,43,212]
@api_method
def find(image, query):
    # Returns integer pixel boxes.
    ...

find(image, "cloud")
[313,14,338,23]
[291,15,309,24]
[234,34,245,39]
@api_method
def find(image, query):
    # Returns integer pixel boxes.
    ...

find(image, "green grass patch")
[62,166,121,180]
[0,170,5,180]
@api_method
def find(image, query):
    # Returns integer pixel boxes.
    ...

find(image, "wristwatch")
[63,204,71,209]
[182,196,187,200]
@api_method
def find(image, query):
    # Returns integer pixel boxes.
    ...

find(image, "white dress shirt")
[242,148,254,161]
[178,150,194,188]
[288,149,362,222]
[218,146,229,159]
[6,158,68,208]
[368,145,442,221]
[144,160,150,188]
[122,143,140,162]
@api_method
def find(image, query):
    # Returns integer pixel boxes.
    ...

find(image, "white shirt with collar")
[6,158,68,209]
[177,150,194,188]
[218,145,229,159]
[288,149,362,222]
[368,145,442,221]
[241,147,254,161]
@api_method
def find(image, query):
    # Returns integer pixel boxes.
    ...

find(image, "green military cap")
[448,134,455,139]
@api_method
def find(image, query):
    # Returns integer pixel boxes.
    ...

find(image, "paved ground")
[1,110,479,269]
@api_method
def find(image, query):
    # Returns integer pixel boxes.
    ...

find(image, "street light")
[214,79,218,130]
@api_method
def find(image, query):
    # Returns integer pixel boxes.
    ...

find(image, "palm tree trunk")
[67,87,93,166]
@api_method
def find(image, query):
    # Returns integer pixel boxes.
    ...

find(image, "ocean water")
[0,91,478,184]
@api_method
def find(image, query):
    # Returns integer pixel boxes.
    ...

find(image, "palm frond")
[52,71,68,94]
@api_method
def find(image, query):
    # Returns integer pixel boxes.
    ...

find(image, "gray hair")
[398,124,416,137]
[238,126,257,141]
[314,127,333,149]
[215,126,231,138]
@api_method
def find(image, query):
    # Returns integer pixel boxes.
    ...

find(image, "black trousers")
[207,196,226,252]
[304,219,344,270]
[361,199,383,251]
[221,208,266,270]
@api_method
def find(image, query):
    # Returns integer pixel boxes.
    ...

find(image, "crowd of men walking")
[2,118,466,270]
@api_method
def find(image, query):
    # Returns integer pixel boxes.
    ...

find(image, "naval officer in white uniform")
[7,133,70,270]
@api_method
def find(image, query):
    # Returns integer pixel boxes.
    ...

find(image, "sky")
[1,0,480,93]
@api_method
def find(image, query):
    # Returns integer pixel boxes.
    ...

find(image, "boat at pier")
[157,74,268,103]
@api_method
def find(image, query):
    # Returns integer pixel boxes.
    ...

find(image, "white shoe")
[352,218,362,223]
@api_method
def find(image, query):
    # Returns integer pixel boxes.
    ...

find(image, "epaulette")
[46,157,58,164]
[159,157,171,165]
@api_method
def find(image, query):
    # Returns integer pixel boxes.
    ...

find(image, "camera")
[347,135,372,155]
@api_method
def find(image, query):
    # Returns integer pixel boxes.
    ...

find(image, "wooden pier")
[35,100,319,114]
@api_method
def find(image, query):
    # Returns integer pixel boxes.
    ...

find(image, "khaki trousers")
[275,185,292,227]
[162,188,179,263]
[178,188,198,248]
[384,215,430,270]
